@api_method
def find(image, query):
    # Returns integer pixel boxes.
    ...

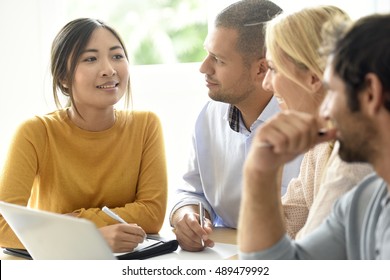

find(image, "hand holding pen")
[99,206,147,253]
[171,203,214,252]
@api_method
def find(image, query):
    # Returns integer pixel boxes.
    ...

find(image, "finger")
[263,112,319,153]
[115,241,140,253]
[256,112,302,153]
[175,227,204,251]
[204,238,215,248]
[119,224,146,239]
[174,214,206,251]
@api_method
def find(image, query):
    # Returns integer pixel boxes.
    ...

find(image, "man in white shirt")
[170,0,302,252]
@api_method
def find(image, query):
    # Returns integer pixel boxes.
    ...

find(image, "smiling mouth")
[96,83,119,89]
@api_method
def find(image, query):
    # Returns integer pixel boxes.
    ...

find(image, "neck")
[369,116,390,192]
[235,90,273,131]
[372,151,390,192]
[67,106,116,132]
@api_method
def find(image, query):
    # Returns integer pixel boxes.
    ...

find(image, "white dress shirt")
[170,97,303,228]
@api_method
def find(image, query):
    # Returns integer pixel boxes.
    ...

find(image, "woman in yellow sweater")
[0,18,167,253]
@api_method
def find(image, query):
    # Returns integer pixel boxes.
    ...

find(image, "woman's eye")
[83,57,96,62]
[268,66,277,73]
[113,54,125,60]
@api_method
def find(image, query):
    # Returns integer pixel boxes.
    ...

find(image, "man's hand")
[239,110,337,253]
[171,205,214,251]
[247,110,336,173]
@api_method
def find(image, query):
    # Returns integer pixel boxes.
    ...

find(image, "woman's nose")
[101,60,116,77]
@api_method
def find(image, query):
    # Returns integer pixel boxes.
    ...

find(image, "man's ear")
[360,73,383,116]
[255,58,268,80]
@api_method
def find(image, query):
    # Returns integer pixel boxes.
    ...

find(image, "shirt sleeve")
[240,190,353,260]
[296,145,373,238]
[169,130,216,225]
[0,118,47,248]
[282,144,332,239]
[282,155,311,239]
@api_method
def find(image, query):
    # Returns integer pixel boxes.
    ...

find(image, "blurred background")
[0,0,389,222]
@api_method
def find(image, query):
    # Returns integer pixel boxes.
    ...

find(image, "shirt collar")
[227,105,240,132]
[225,96,280,133]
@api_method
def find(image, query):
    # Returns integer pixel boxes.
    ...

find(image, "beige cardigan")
[282,141,373,239]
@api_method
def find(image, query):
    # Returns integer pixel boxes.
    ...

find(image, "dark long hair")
[51,18,131,116]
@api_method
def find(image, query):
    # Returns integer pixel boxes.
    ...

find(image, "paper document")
[148,242,237,260]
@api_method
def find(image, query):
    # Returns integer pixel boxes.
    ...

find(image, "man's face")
[320,61,376,163]
[199,27,257,105]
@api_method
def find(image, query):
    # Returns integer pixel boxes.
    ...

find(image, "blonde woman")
[260,6,373,238]
[239,12,390,260]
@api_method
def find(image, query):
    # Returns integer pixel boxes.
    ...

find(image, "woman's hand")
[99,223,146,253]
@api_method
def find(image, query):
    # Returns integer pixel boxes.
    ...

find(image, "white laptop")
[0,201,116,260]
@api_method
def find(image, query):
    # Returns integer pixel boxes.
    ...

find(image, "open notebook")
[0,201,177,260]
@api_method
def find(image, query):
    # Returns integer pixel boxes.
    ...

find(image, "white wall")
[0,0,68,167]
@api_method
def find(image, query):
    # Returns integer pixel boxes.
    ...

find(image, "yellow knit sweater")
[0,109,167,248]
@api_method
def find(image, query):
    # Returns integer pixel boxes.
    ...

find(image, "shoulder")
[9,110,65,148]
[352,172,385,198]
[195,101,229,125]
[259,96,280,120]
[199,101,229,115]
[301,142,332,166]
[15,110,65,135]
[335,172,383,211]
[118,110,160,122]
[117,110,163,132]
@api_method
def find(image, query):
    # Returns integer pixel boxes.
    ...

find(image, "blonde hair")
[265,5,350,91]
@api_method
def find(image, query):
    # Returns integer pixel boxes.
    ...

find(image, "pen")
[102,206,127,224]
[102,206,147,241]
[198,202,205,247]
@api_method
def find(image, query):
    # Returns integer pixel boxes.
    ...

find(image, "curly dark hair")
[322,14,390,112]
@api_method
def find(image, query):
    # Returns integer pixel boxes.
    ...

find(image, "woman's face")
[262,51,319,114]
[70,27,129,111]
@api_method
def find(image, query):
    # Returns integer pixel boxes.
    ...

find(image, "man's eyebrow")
[208,51,227,60]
